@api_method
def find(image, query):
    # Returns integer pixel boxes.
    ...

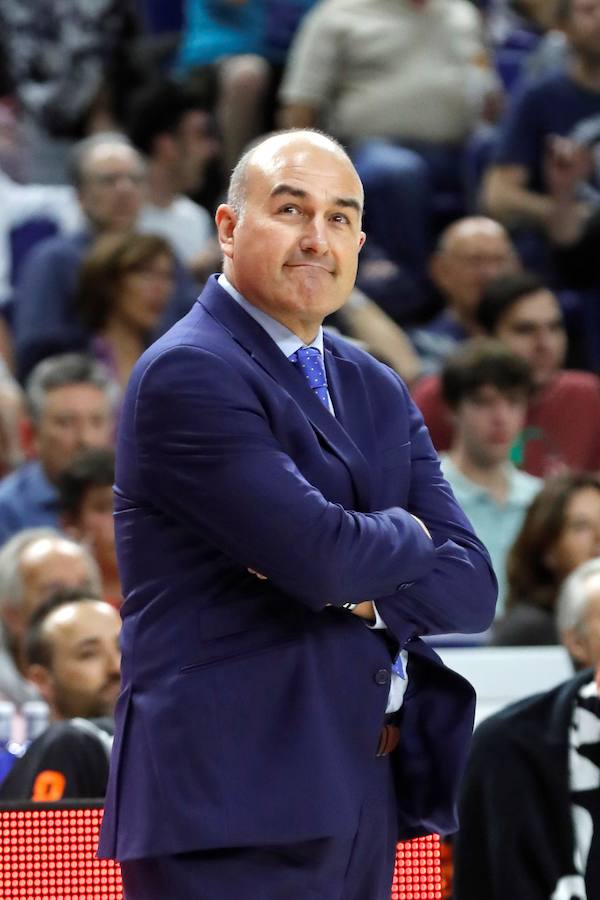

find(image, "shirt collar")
[440,454,534,507]
[218,273,325,358]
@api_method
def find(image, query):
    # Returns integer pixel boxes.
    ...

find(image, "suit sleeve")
[374,382,497,639]
[132,345,436,611]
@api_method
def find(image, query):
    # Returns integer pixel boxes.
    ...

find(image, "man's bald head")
[227,130,363,218]
[430,216,519,323]
[437,217,512,255]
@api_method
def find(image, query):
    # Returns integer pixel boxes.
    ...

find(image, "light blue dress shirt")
[218,274,408,712]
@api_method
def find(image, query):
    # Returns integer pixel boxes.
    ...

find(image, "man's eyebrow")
[270,183,362,215]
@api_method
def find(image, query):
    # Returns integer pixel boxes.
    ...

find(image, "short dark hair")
[25,587,104,668]
[555,0,573,24]
[442,338,533,410]
[128,78,211,156]
[477,271,547,335]
[57,448,115,518]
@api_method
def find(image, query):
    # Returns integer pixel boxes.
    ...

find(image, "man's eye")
[279,205,301,215]
[331,213,349,224]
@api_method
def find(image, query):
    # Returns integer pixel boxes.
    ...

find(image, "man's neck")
[448,306,481,336]
[449,446,509,504]
[570,56,600,93]
[146,161,178,208]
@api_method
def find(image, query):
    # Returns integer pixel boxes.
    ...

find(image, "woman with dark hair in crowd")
[75,233,174,389]
[491,471,600,645]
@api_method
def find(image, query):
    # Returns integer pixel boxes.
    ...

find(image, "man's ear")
[429,252,449,292]
[26,664,53,705]
[561,627,591,669]
[60,515,81,542]
[215,204,237,261]
[21,417,37,461]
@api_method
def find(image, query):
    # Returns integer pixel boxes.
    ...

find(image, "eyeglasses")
[85,172,146,188]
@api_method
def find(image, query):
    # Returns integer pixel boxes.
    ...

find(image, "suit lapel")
[199,280,375,510]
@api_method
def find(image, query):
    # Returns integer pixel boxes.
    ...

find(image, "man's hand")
[351,601,376,621]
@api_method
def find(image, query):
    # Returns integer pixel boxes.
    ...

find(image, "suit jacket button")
[374,668,390,685]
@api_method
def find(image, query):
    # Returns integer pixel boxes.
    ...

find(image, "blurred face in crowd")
[1,537,100,645]
[30,600,121,720]
[562,570,600,668]
[493,290,567,388]
[34,384,113,483]
[113,252,174,335]
[169,110,219,194]
[453,384,528,468]
[78,144,146,234]
[547,487,600,580]
[430,218,518,322]
[566,0,600,65]
[64,485,117,589]
[217,133,366,344]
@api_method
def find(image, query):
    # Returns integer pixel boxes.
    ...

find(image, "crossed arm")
[134,345,496,638]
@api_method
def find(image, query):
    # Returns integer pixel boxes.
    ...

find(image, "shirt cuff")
[367,603,387,630]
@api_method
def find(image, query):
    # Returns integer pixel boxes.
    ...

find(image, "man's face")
[494,290,567,387]
[34,384,113,483]
[70,485,117,580]
[18,539,99,630]
[432,225,517,320]
[216,136,366,342]
[35,601,121,719]
[567,0,600,64]
[172,110,219,194]
[454,384,528,467]
[78,144,146,233]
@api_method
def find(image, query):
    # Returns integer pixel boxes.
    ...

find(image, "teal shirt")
[440,455,541,615]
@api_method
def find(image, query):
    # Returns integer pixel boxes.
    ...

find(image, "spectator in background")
[410,217,519,374]
[0,164,81,308]
[280,0,499,306]
[176,0,272,172]
[58,449,120,608]
[492,472,600,645]
[13,133,197,380]
[0,354,117,546]
[128,78,220,282]
[75,234,174,390]
[454,571,600,899]
[0,588,120,802]
[482,0,600,273]
[0,529,101,705]
[0,367,25,479]
[440,339,540,611]
[413,271,600,476]
[0,0,144,184]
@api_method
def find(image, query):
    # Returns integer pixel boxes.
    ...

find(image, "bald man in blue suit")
[98,130,497,899]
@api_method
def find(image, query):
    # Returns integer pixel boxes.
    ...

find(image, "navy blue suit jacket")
[99,277,496,861]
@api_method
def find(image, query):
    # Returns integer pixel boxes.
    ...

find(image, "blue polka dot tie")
[289,347,330,408]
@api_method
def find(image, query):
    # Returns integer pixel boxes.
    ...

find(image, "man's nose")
[78,421,104,448]
[299,219,329,254]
